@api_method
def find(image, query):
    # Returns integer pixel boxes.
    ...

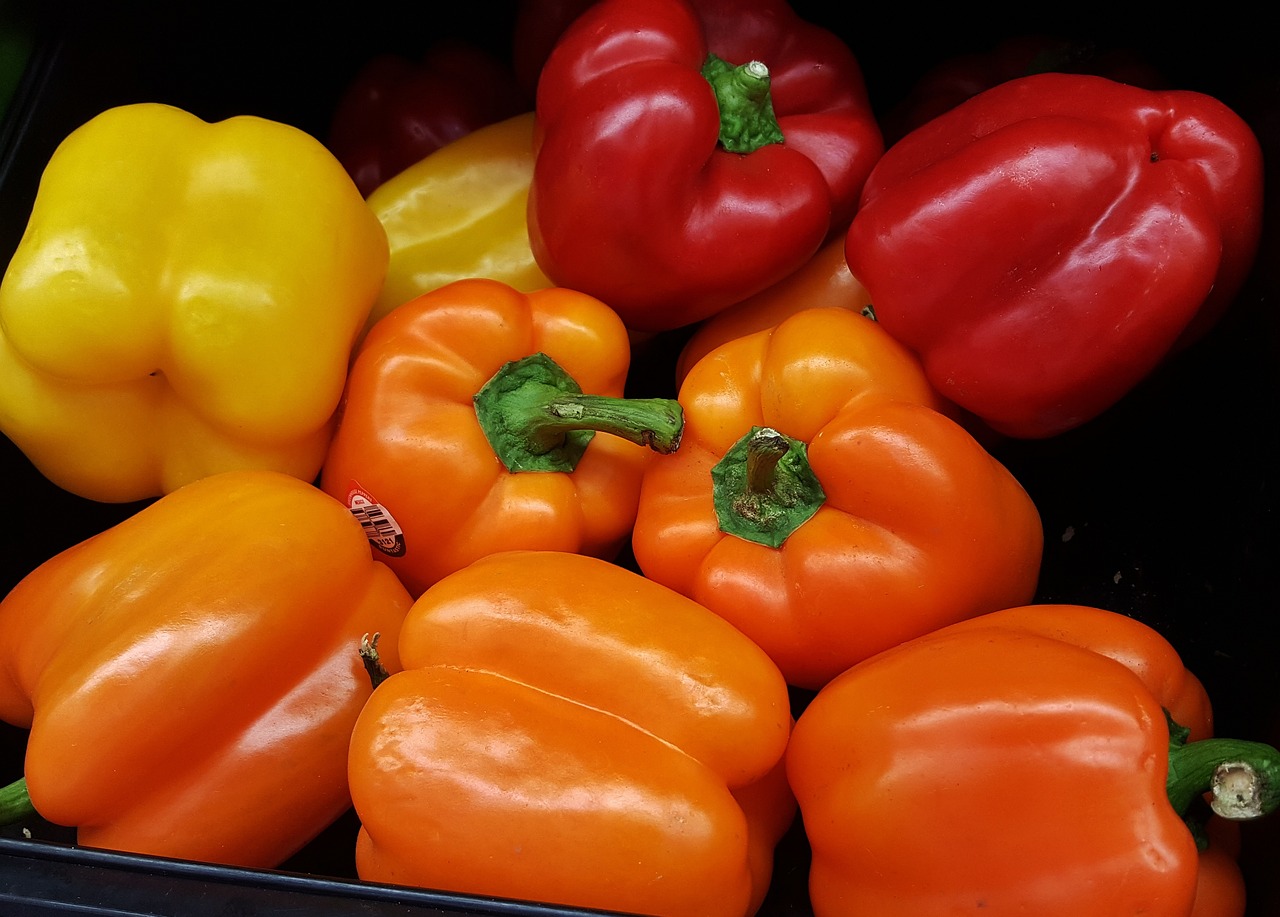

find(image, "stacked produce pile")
[0,2,1277,915]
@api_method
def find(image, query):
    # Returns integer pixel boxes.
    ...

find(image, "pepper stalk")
[474,352,684,473]
[710,426,825,548]
[702,53,785,154]
[1166,710,1280,847]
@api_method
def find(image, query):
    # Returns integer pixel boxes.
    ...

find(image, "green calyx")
[474,352,684,473]
[0,776,33,826]
[711,426,825,548]
[701,53,785,154]
[1165,710,1280,849]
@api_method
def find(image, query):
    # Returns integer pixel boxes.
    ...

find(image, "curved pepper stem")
[1166,710,1280,842]
[359,632,391,691]
[474,352,684,473]
[0,776,34,825]
[702,53,785,154]
[710,426,826,548]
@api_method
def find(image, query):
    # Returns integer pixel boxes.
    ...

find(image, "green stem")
[474,352,684,473]
[702,53,785,154]
[359,632,391,691]
[710,426,825,548]
[1166,711,1280,822]
[0,776,34,826]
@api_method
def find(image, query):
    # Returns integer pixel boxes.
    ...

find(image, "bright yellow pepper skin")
[0,102,389,503]
[364,111,550,334]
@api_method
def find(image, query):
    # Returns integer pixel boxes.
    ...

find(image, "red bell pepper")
[328,39,528,197]
[845,72,1264,439]
[528,0,883,332]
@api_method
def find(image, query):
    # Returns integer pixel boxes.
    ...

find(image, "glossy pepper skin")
[320,278,684,597]
[528,0,884,332]
[362,113,550,336]
[0,103,389,503]
[632,307,1043,690]
[327,39,528,198]
[349,549,794,917]
[845,72,1265,439]
[787,603,1280,917]
[0,470,412,868]
[675,236,872,384]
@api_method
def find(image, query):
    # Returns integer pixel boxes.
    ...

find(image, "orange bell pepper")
[633,306,1043,690]
[319,278,683,597]
[349,549,795,917]
[786,603,1280,917]
[0,470,412,868]
[675,237,872,385]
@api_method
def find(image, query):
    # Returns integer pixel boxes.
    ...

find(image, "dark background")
[1,2,1277,915]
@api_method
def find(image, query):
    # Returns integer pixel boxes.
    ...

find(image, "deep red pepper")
[527,0,883,333]
[845,72,1264,439]
[328,39,528,197]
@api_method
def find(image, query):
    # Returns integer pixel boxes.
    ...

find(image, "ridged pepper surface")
[0,470,412,867]
[787,603,1280,917]
[528,0,883,332]
[350,549,795,917]
[845,72,1264,438]
[633,306,1043,690]
[0,103,389,502]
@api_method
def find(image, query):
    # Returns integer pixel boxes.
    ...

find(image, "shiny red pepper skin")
[528,0,883,332]
[328,39,528,197]
[845,72,1264,439]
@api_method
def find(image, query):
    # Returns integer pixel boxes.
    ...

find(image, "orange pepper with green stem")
[0,470,412,868]
[320,277,684,597]
[786,603,1280,916]
[633,306,1043,690]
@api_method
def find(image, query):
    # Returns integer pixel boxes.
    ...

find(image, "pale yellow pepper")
[364,111,550,334]
[0,102,389,503]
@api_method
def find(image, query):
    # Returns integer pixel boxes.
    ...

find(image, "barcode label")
[346,486,406,557]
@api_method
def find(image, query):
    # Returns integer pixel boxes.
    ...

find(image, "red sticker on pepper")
[344,482,406,557]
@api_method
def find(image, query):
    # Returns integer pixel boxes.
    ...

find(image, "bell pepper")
[349,549,794,917]
[786,603,1280,916]
[0,470,412,868]
[675,236,872,384]
[527,0,884,332]
[319,277,684,597]
[844,72,1265,439]
[0,102,389,503]
[362,112,550,335]
[632,306,1043,690]
[327,39,529,198]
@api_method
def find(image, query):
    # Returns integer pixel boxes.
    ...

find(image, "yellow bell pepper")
[0,102,389,503]
[364,111,550,334]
